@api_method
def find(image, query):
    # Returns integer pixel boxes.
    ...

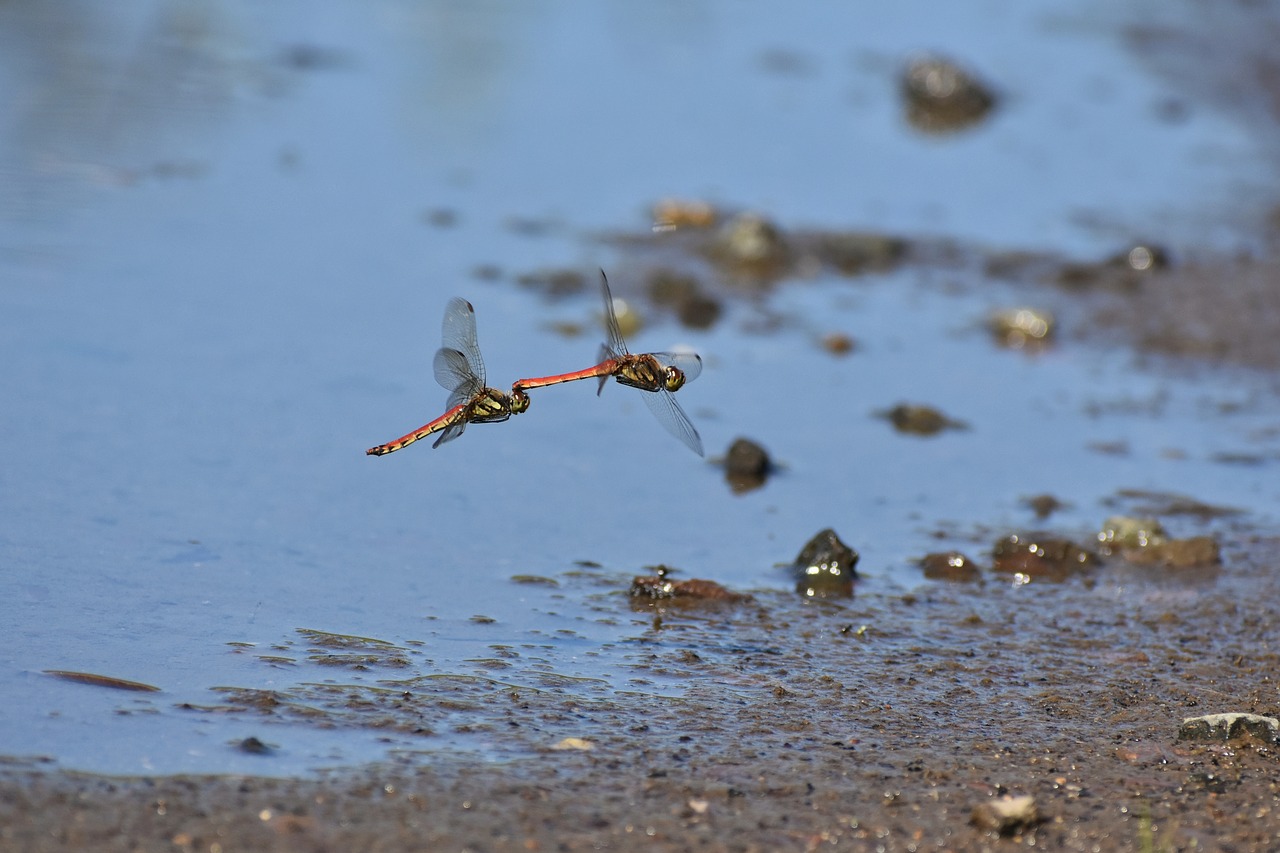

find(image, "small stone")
[990,308,1054,349]
[724,437,772,494]
[792,529,859,598]
[1178,713,1280,744]
[237,736,273,755]
[920,551,980,582]
[820,332,856,355]
[991,533,1098,580]
[1125,535,1221,569]
[1097,516,1167,553]
[902,55,997,133]
[629,575,748,603]
[971,794,1038,835]
[550,737,594,751]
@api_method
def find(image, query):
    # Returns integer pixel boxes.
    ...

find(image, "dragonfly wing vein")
[641,389,704,457]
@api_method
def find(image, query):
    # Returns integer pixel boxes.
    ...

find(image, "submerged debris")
[723,436,774,494]
[1023,494,1068,520]
[514,268,589,298]
[1110,489,1241,520]
[44,670,161,692]
[791,528,859,597]
[919,551,980,582]
[646,269,722,329]
[991,533,1098,580]
[901,55,997,134]
[812,231,907,276]
[296,628,412,669]
[1057,242,1172,290]
[707,212,791,279]
[880,403,967,436]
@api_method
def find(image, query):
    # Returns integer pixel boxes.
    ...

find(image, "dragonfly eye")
[510,389,531,414]
[663,366,686,393]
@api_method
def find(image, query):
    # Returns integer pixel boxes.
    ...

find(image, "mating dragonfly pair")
[366,272,704,458]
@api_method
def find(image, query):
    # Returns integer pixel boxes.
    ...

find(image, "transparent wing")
[432,419,467,448]
[439,297,486,388]
[598,270,630,358]
[641,389,704,457]
[434,347,483,406]
[649,351,703,384]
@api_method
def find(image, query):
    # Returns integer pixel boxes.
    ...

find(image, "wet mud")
[4,524,1279,850]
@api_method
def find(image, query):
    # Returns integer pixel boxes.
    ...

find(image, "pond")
[2,0,1278,777]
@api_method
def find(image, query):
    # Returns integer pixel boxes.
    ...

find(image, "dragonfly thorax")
[466,388,525,423]
[615,354,670,393]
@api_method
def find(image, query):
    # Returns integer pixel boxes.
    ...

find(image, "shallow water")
[2,0,1279,776]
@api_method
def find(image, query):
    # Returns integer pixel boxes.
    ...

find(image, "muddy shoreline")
[6,518,1278,850]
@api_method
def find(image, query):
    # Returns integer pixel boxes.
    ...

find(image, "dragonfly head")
[663,366,687,393]
[509,388,531,414]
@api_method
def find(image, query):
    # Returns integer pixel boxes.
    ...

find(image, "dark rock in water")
[792,528,859,597]
[1178,713,1280,744]
[901,55,997,134]
[920,551,980,582]
[991,533,1098,581]
[1023,494,1067,520]
[881,403,967,436]
[237,736,274,755]
[724,437,772,494]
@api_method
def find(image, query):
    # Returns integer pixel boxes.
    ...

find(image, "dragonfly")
[513,271,704,456]
[367,297,529,456]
